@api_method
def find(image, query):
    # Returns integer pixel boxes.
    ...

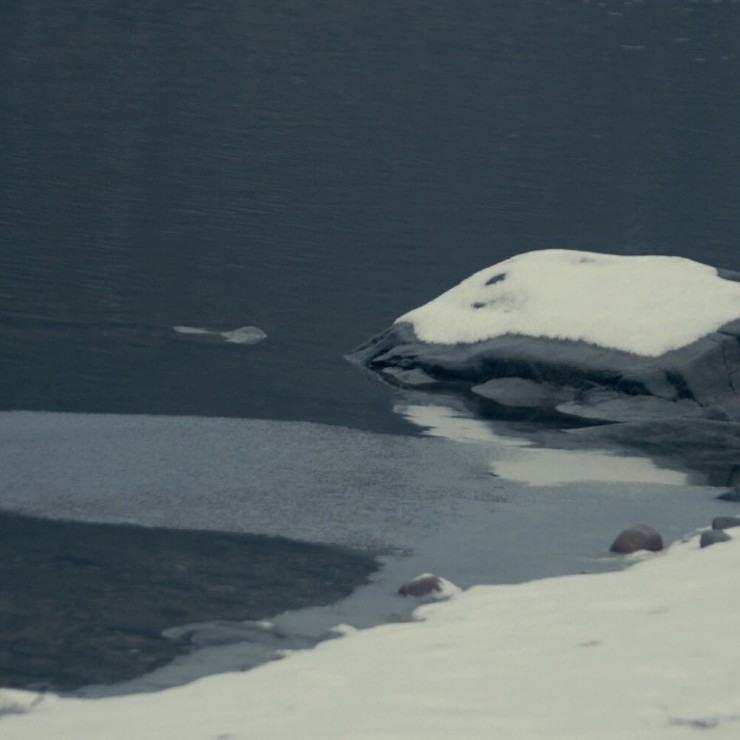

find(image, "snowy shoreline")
[2,521,739,739]
[1,410,737,736]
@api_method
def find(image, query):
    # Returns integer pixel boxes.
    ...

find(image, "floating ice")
[173,325,267,344]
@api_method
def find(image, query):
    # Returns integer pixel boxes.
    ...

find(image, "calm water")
[2,0,740,430]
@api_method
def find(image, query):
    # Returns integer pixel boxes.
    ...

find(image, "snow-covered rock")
[348,250,740,424]
[397,573,460,599]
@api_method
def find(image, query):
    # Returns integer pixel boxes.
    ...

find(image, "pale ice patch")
[0,411,492,551]
[396,402,688,486]
[492,447,687,486]
[221,326,267,344]
[394,401,529,446]
[172,325,211,335]
[397,249,740,356]
[173,325,266,344]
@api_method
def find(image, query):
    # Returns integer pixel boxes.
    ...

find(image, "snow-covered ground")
[399,250,740,355]
[2,528,739,739]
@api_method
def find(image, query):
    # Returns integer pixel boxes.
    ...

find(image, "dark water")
[2,0,740,430]
[2,0,740,691]
[0,511,376,691]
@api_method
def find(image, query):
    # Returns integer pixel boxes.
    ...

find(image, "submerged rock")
[347,251,740,424]
[471,377,575,411]
[717,485,740,502]
[609,525,664,554]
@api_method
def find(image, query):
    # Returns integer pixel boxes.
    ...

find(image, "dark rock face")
[471,377,575,410]
[398,574,443,597]
[347,311,740,425]
[700,529,732,548]
[609,525,664,554]
[712,516,740,530]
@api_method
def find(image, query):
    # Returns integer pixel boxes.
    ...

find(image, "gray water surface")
[2,0,740,429]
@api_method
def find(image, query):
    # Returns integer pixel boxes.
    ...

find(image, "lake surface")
[2,0,740,429]
[2,0,740,692]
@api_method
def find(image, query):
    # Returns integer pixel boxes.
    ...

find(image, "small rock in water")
[700,529,732,548]
[716,485,740,502]
[399,574,443,597]
[398,573,460,599]
[712,516,740,530]
[609,524,664,554]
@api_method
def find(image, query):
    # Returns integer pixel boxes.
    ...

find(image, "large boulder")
[347,251,740,424]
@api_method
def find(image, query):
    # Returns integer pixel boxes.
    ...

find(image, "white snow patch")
[173,325,266,344]
[3,533,740,739]
[397,249,740,356]
[420,573,461,600]
[221,326,267,344]
[172,326,211,335]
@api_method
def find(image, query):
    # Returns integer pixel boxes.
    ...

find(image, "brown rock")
[609,525,664,554]
[398,574,443,597]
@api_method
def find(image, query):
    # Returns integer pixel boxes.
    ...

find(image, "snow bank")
[3,531,740,739]
[398,250,740,356]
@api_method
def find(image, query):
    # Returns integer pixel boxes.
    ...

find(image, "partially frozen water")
[0,411,732,694]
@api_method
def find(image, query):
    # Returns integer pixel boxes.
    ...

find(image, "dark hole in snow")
[485,273,506,286]
[472,302,487,309]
